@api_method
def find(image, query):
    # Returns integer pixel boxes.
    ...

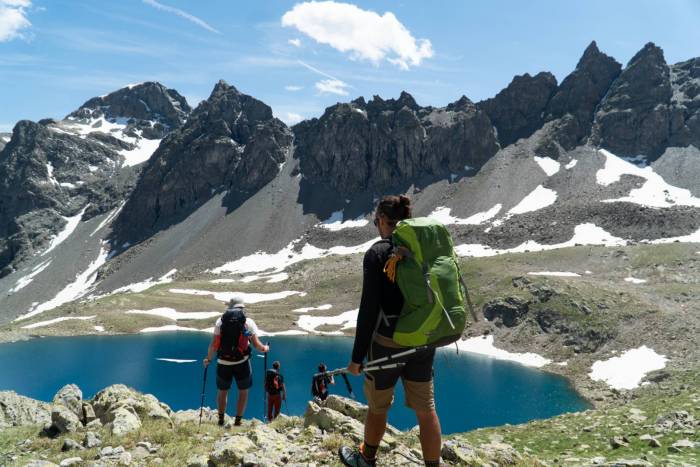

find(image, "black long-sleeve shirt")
[351,239,404,364]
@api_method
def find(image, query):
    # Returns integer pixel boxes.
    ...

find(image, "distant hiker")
[340,195,454,467]
[311,362,335,401]
[265,360,286,421]
[204,296,269,427]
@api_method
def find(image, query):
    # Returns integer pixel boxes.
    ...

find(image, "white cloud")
[285,85,304,91]
[142,0,220,34]
[315,78,349,95]
[0,0,31,42]
[288,38,301,47]
[281,1,433,70]
[285,112,304,124]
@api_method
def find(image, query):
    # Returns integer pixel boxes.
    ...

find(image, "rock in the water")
[209,435,256,465]
[0,391,52,428]
[51,405,82,433]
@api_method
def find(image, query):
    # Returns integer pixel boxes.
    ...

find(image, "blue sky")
[1,0,699,132]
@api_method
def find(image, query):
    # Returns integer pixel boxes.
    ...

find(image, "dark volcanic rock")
[293,92,498,201]
[477,72,558,147]
[591,43,674,159]
[545,41,622,146]
[114,80,293,241]
[68,82,191,139]
[0,121,132,277]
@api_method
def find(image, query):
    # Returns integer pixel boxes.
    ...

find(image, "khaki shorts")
[363,336,436,414]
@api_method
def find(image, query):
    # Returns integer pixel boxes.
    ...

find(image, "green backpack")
[383,217,477,347]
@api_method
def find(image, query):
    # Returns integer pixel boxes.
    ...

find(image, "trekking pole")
[263,343,268,422]
[198,365,208,430]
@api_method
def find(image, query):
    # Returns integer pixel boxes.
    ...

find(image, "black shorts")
[216,359,253,391]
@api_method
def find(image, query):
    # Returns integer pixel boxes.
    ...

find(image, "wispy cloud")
[297,60,351,96]
[142,0,220,34]
[282,1,433,70]
[315,79,349,96]
[284,112,304,124]
[288,38,301,47]
[0,0,32,42]
[285,85,303,91]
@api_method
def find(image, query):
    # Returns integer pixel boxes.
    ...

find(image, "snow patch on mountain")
[15,244,110,321]
[9,260,52,293]
[111,269,177,294]
[292,304,333,313]
[624,277,647,284]
[320,211,369,231]
[119,137,162,167]
[528,271,581,277]
[455,223,626,258]
[211,238,379,275]
[169,288,304,304]
[589,346,667,389]
[508,185,557,215]
[42,206,88,257]
[534,156,560,176]
[90,201,126,237]
[597,149,700,208]
[21,315,96,330]
[429,204,502,225]
[565,159,578,169]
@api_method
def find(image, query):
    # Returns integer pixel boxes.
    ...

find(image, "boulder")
[0,391,51,428]
[482,297,530,327]
[186,454,209,467]
[92,384,171,425]
[59,458,83,467]
[109,407,142,437]
[53,384,83,421]
[209,435,257,465]
[61,438,85,452]
[83,431,102,449]
[81,402,96,424]
[610,435,629,449]
[51,404,82,433]
[303,401,365,443]
[23,461,58,467]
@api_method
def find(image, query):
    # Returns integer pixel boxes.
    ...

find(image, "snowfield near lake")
[111,269,177,294]
[452,335,551,368]
[597,149,700,208]
[139,324,208,333]
[21,315,96,330]
[528,271,581,277]
[292,304,333,313]
[297,309,358,335]
[428,204,502,225]
[455,223,626,258]
[9,260,52,293]
[169,288,304,304]
[589,346,667,389]
[624,277,647,284]
[508,185,557,215]
[534,156,560,176]
[125,308,220,321]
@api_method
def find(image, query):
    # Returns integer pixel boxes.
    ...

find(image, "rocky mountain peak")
[68,82,191,132]
[628,42,666,68]
[477,71,558,147]
[446,95,474,112]
[113,80,292,242]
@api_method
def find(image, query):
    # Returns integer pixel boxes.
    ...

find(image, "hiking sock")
[217,413,224,426]
[234,415,242,426]
[360,441,378,462]
[424,460,440,467]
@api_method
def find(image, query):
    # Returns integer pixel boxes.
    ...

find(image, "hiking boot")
[338,446,376,467]
[234,416,242,426]
[217,413,224,427]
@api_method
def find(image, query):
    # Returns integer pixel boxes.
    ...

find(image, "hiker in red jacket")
[265,360,286,421]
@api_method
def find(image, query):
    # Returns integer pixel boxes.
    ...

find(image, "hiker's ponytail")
[377,195,412,225]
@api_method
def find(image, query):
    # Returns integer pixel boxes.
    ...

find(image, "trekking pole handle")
[363,345,430,368]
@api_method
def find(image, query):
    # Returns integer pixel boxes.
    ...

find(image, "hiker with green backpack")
[339,195,475,467]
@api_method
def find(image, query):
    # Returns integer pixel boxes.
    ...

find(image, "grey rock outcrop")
[293,92,498,200]
[51,404,82,433]
[209,435,257,465]
[669,57,700,149]
[0,390,52,428]
[53,384,83,421]
[477,71,558,147]
[483,297,530,327]
[91,384,172,425]
[114,80,293,241]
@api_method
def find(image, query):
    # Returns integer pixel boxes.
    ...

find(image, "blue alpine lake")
[0,333,590,434]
